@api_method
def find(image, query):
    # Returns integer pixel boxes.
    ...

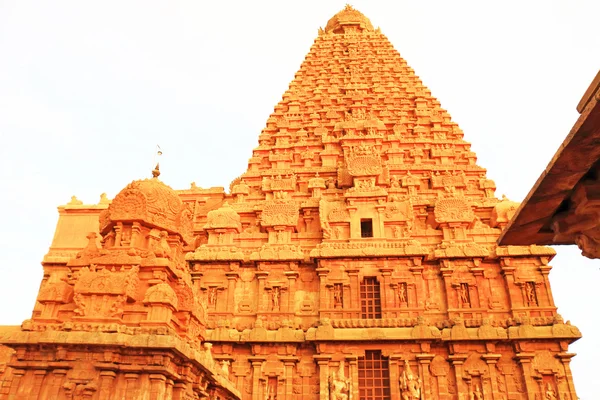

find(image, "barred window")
[358,350,391,400]
[361,277,382,319]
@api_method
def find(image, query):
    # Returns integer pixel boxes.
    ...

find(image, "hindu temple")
[0,6,581,400]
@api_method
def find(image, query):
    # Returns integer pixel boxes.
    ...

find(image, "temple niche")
[0,5,582,400]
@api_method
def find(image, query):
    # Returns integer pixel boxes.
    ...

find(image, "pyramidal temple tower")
[0,6,581,400]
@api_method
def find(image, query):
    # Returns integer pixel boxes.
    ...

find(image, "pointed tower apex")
[325,5,374,34]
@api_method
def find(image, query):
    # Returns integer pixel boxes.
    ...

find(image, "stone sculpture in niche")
[399,359,421,400]
[329,361,350,400]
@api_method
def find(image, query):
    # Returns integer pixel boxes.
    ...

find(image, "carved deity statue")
[208,287,217,306]
[398,283,407,304]
[329,361,350,400]
[525,282,537,305]
[470,385,483,400]
[221,360,230,376]
[272,287,280,311]
[545,383,557,400]
[399,359,421,400]
[459,283,470,306]
[333,284,343,308]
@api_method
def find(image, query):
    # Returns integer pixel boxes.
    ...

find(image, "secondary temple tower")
[0,6,581,400]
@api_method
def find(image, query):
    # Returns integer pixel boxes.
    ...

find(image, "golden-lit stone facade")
[0,6,581,400]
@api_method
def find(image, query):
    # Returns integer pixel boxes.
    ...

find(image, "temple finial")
[152,163,160,178]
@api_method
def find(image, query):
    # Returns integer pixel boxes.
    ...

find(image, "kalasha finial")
[152,163,160,178]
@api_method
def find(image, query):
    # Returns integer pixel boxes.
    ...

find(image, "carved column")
[172,382,187,400]
[482,354,502,400]
[557,353,578,400]
[98,370,116,400]
[125,373,140,400]
[500,260,517,312]
[226,272,238,312]
[256,272,269,312]
[30,369,47,398]
[131,221,142,248]
[7,369,25,398]
[285,271,299,314]
[409,263,424,309]
[314,355,332,400]
[379,267,393,316]
[448,354,468,396]
[249,357,265,400]
[417,353,435,400]
[165,379,174,399]
[388,354,403,399]
[347,268,360,311]
[539,265,554,307]
[316,267,330,315]
[149,374,167,400]
[346,355,359,400]
[43,368,67,399]
[281,357,298,400]
[514,353,536,400]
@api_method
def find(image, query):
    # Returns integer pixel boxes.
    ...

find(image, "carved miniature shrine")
[0,6,581,400]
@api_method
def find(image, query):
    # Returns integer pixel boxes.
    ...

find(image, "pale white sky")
[0,1,599,398]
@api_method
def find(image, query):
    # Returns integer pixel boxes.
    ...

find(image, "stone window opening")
[360,277,382,319]
[361,218,374,238]
[358,350,391,400]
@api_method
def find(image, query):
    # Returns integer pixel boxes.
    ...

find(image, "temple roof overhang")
[499,70,600,247]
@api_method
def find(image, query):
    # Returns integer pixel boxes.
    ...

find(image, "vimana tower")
[0,6,581,400]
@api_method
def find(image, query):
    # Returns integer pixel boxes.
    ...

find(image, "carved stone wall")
[0,5,580,400]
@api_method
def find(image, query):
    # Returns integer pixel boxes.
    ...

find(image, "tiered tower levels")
[0,6,580,400]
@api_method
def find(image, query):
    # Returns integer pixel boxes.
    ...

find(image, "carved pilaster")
[149,374,167,400]
[388,354,403,398]
[316,268,330,316]
[256,272,269,312]
[30,370,47,399]
[482,354,501,400]
[448,354,468,396]
[346,355,359,400]
[98,370,116,400]
[285,271,299,314]
[417,353,435,400]
[314,355,332,400]
[557,353,578,400]
[249,357,266,400]
[280,356,298,400]
[515,353,536,400]
[226,272,239,312]
[347,268,360,310]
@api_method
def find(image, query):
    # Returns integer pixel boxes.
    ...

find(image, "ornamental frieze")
[344,144,383,176]
[261,199,299,227]
[434,195,475,224]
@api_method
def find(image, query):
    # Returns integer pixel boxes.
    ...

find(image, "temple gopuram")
[0,6,582,400]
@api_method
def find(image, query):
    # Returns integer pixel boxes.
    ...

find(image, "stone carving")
[544,383,558,400]
[329,361,350,400]
[143,282,178,308]
[261,199,299,227]
[107,177,187,238]
[204,202,242,231]
[345,144,383,176]
[434,195,474,223]
[470,385,483,400]
[2,6,580,400]
[399,359,421,400]
[73,265,139,318]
